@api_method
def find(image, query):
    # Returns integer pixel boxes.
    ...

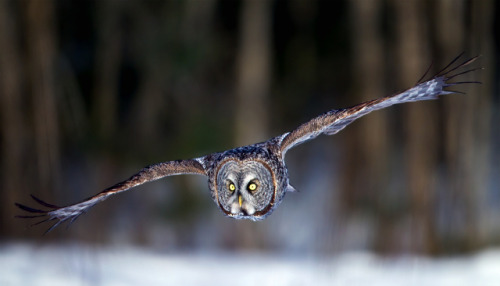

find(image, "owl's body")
[204,135,289,220]
[16,54,480,232]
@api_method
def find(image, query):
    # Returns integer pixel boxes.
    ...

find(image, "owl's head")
[214,158,277,220]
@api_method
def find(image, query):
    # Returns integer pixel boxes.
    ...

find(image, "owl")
[17,54,479,233]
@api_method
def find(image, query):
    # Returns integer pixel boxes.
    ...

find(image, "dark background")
[1,0,498,256]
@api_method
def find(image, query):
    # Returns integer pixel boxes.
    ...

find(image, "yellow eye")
[229,183,236,192]
[248,183,257,192]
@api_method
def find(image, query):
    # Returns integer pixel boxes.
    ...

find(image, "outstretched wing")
[16,158,207,233]
[279,54,480,155]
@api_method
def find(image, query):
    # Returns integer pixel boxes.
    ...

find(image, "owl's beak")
[229,194,255,216]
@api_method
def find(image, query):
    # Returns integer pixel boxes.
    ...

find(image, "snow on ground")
[1,242,499,286]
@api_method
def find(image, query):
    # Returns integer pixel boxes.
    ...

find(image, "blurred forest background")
[1,0,498,256]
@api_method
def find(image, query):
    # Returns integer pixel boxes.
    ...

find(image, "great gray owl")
[17,54,480,233]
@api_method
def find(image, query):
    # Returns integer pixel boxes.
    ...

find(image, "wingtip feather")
[30,194,60,209]
[15,203,47,214]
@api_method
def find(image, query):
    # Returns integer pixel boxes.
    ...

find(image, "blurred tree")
[434,0,495,252]
[92,0,123,142]
[235,0,272,146]
[24,0,62,206]
[391,0,437,254]
[345,0,393,253]
[0,0,25,236]
[435,0,473,253]
[467,0,495,250]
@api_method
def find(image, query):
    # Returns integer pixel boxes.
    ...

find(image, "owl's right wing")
[16,158,207,233]
[278,54,480,156]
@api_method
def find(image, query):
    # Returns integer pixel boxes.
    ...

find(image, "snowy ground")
[1,243,499,286]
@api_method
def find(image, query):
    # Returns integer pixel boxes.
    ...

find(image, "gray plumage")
[16,54,480,232]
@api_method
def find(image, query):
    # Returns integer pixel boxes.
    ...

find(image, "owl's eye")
[248,182,258,192]
[229,182,236,192]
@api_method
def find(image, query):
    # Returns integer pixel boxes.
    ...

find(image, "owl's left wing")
[16,159,206,233]
[279,54,480,155]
